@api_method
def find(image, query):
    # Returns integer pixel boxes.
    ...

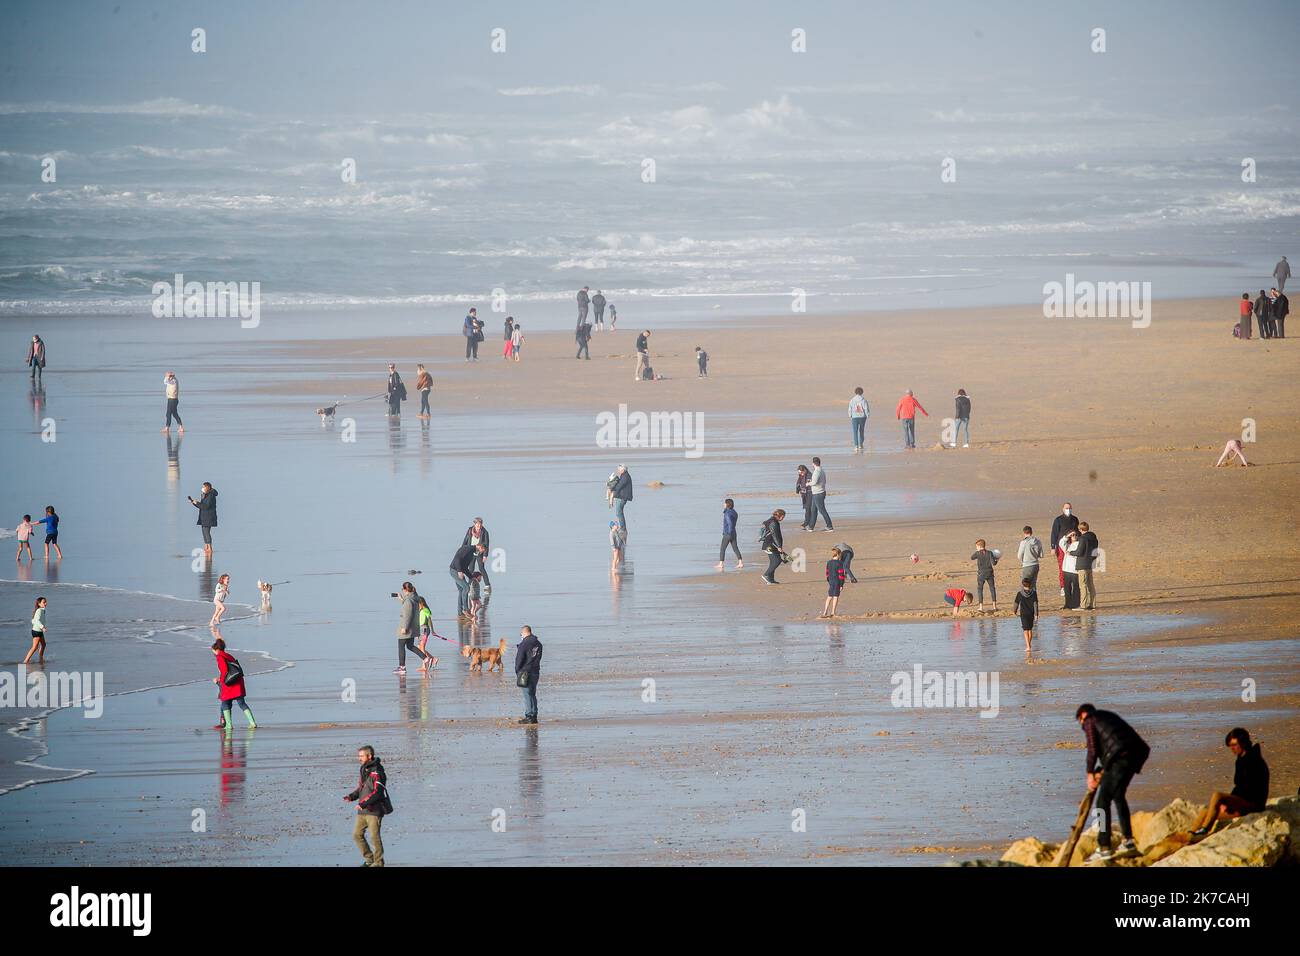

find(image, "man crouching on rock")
[1077,703,1150,863]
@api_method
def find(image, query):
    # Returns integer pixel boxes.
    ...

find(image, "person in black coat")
[610,465,633,534]
[188,482,219,557]
[575,322,591,360]
[1049,503,1080,595]
[1191,728,1270,836]
[462,517,492,587]
[1271,288,1288,338]
[760,509,788,584]
[1077,703,1150,861]
[1075,521,1100,610]
[515,625,543,724]
[1255,290,1273,339]
[386,364,405,415]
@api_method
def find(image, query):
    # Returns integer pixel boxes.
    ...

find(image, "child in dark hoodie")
[1190,728,1269,837]
[970,539,999,611]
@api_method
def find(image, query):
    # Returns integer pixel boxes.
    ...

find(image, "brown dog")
[461,638,507,673]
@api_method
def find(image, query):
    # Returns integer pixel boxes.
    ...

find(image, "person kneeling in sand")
[1214,439,1249,467]
[943,587,973,617]
[1189,727,1269,838]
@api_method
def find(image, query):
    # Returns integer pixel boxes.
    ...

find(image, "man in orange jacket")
[896,389,928,449]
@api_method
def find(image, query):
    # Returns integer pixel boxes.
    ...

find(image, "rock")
[1154,812,1291,867]
[1265,795,1300,863]
[1142,833,1191,863]
[1001,837,1058,867]
[1131,798,1203,850]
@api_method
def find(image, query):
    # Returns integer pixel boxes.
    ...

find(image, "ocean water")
[2,105,1298,326]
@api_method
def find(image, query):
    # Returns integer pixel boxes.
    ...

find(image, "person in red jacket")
[943,587,973,617]
[211,636,257,731]
[896,389,928,449]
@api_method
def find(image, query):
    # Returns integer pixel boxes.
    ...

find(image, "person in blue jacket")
[716,498,742,569]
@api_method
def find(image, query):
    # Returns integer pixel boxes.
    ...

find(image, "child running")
[1014,578,1039,655]
[15,514,34,561]
[511,323,523,362]
[820,547,846,618]
[416,596,440,671]
[35,505,61,560]
[211,573,230,626]
[24,596,48,664]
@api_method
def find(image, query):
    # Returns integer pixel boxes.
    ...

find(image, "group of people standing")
[1235,257,1290,340]
[848,386,972,452]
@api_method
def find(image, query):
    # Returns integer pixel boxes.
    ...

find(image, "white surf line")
[0,581,294,797]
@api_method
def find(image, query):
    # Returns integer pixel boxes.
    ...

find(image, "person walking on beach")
[795,464,813,529]
[25,334,45,385]
[1076,521,1100,610]
[807,457,833,532]
[575,321,592,360]
[34,504,62,561]
[970,539,998,612]
[820,547,847,618]
[1238,292,1254,340]
[1050,503,1079,598]
[24,596,47,664]
[1272,287,1288,338]
[385,364,405,416]
[462,517,492,588]
[1018,526,1043,591]
[449,545,484,618]
[393,581,430,674]
[162,371,185,434]
[1076,703,1149,862]
[943,587,973,617]
[210,573,230,626]
[1273,255,1290,293]
[15,514,34,562]
[695,346,708,377]
[511,322,523,361]
[634,330,651,381]
[416,596,440,670]
[896,389,928,449]
[344,745,390,867]
[1014,578,1038,656]
[415,364,432,418]
[760,509,787,585]
[716,498,743,570]
[1190,728,1269,838]
[515,625,543,725]
[951,388,971,448]
[592,289,606,330]
[610,464,633,534]
[848,387,869,453]
[1061,530,1082,610]
[463,308,482,361]
[1254,289,1273,339]
[189,483,218,559]
[211,636,257,730]
[503,316,515,359]
[577,287,590,327]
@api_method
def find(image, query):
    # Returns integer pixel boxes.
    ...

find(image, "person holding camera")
[188,482,218,559]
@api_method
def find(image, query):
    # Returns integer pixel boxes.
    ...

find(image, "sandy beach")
[1,296,1296,867]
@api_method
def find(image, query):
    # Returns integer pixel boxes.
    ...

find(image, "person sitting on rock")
[1189,728,1269,838]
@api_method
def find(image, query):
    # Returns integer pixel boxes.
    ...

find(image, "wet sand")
[1,298,1297,865]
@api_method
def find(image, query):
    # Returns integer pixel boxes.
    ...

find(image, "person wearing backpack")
[211,636,256,731]
[515,625,543,725]
[344,745,392,867]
